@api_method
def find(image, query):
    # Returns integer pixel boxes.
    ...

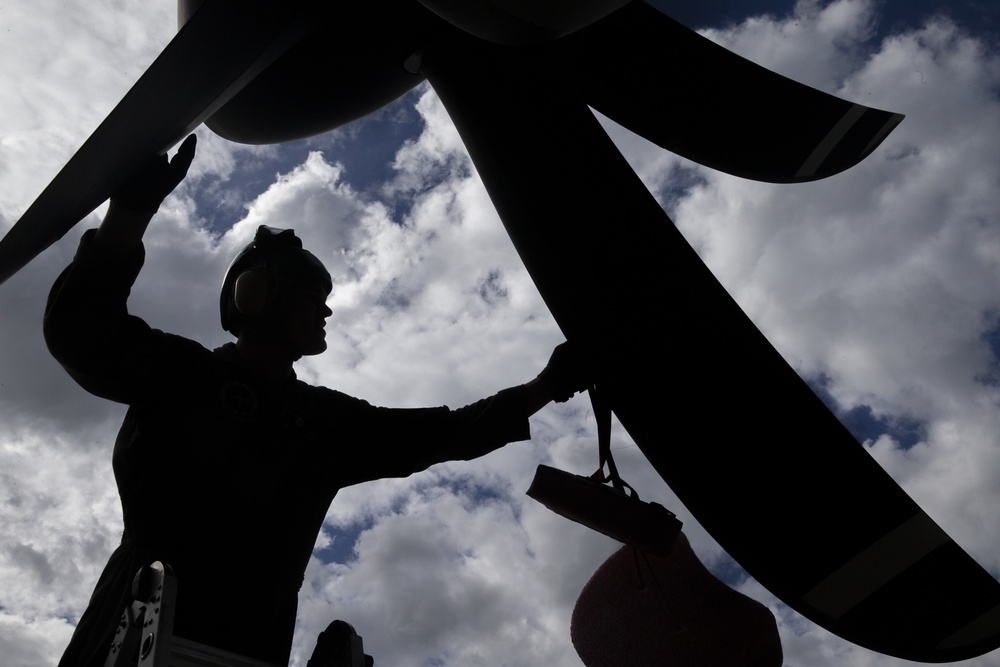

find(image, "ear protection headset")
[232,264,276,319]
[220,226,331,335]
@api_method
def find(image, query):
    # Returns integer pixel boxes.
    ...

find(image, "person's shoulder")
[147,328,215,361]
[293,380,384,425]
[140,328,216,380]
[210,341,241,364]
[295,379,363,405]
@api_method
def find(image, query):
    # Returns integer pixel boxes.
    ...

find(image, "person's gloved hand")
[538,341,592,403]
[111,134,197,212]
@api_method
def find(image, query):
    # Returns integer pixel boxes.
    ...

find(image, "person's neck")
[235,334,298,383]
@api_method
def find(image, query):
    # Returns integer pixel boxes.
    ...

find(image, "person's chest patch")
[219,380,258,421]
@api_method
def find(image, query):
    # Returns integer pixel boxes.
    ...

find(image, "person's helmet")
[220,226,332,335]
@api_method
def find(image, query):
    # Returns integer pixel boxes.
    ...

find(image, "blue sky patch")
[809,375,926,448]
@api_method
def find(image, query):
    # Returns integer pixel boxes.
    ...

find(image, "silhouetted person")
[44,135,587,666]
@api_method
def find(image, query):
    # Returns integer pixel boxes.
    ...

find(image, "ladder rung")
[165,636,282,667]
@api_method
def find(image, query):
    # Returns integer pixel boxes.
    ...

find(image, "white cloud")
[699,0,880,90]
[0,613,76,667]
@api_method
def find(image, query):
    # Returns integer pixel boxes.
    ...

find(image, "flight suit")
[45,230,532,666]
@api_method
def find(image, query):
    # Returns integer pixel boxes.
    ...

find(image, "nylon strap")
[588,385,639,500]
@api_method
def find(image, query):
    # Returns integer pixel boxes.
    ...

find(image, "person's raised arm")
[93,134,197,256]
[44,135,198,401]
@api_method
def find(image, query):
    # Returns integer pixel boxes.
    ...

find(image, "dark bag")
[526,386,681,556]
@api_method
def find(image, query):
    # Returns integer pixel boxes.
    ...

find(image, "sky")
[0,0,999,665]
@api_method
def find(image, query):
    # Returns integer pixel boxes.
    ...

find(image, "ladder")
[104,562,370,667]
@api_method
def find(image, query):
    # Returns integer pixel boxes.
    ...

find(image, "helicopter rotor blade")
[0,0,327,285]
[422,32,1000,662]
[549,1,903,183]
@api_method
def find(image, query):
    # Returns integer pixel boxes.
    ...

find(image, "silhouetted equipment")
[527,386,682,556]
[105,562,372,667]
[306,621,373,667]
[0,0,903,287]
[5,0,999,661]
[105,562,281,667]
[532,387,779,665]
[571,535,783,667]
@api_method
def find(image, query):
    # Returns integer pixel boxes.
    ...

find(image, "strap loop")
[588,384,638,500]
